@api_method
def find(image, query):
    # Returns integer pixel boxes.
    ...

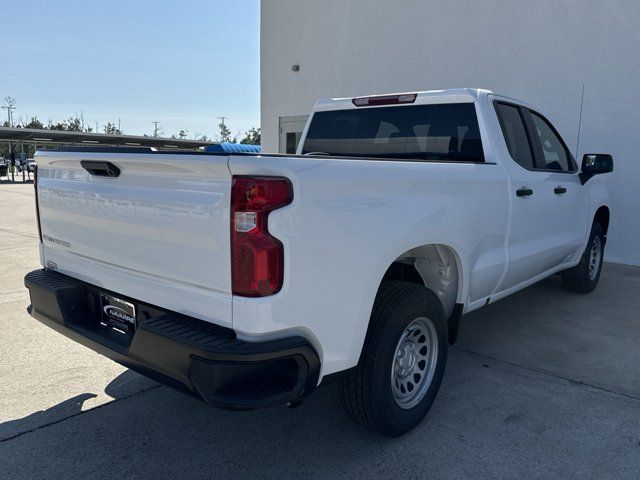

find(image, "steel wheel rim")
[588,236,602,281]
[391,316,438,410]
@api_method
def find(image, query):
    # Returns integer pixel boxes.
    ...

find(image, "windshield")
[302,103,484,162]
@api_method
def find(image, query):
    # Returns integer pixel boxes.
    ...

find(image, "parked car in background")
[0,159,7,177]
[25,88,613,436]
[16,158,36,173]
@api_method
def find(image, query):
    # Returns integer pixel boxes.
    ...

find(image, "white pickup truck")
[25,89,613,436]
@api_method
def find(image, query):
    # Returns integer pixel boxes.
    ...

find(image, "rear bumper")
[24,269,320,409]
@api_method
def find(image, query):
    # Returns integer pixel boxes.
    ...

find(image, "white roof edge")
[313,88,495,111]
[489,93,537,110]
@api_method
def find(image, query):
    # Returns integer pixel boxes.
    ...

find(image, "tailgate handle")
[80,160,120,177]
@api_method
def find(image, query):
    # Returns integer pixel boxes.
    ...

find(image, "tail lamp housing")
[352,93,417,107]
[231,176,293,297]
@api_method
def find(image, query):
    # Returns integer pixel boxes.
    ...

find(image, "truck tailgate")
[35,150,233,327]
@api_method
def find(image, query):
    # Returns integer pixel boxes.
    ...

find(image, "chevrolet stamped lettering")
[42,235,70,248]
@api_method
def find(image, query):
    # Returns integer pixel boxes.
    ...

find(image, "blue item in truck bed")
[206,143,261,154]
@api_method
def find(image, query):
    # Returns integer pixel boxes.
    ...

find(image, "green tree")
[65,116,83,132]
[103,122,123,135]
[240,127,260,145]
[23,116,44,129]
[47,120,67,131]
[217,121,232,143]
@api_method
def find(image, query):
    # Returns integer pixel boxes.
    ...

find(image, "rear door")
[36,150,233,326]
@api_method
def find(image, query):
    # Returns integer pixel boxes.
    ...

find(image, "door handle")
[80,160,120,177]
[554,186,567,195]
[516,187,534,197]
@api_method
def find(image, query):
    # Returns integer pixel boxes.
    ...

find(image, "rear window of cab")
[302,103,484,162]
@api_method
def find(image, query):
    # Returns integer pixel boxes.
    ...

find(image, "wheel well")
[381,261,424,286]
[380,244,461,321]
[594,206,610,235]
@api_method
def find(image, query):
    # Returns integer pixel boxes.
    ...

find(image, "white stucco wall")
[261,0,640,265]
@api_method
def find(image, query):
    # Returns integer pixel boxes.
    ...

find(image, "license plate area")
[100,293,137,334]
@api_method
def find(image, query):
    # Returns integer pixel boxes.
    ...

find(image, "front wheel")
[338,281,448,437]
[562,222,605,293]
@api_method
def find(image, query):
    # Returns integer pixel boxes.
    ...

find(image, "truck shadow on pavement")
[0,370,158,442]
[0,393,98,442]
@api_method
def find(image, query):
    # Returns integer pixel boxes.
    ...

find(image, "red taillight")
[34,164,43,243]
[352,93,417,107]
[231,176,293,297]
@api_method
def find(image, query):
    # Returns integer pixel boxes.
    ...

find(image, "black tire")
[561,222,605,293]
[338,281,448,437]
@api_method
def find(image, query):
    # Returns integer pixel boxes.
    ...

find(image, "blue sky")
[0,0,260,139]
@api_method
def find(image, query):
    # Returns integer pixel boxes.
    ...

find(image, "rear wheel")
[562,222,605,293]
[338,281,448,437]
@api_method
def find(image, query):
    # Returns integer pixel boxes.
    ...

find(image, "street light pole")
[2,98,17,182]
[21,140,25,182]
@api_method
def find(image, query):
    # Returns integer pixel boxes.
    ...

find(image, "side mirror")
[580,154,613,184]
[582,154,613,174]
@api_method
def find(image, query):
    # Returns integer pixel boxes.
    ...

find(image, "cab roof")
[312,88,495,112]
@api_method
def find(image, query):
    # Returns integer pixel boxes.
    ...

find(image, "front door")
[494,101,586,290]
[523,109,589,263]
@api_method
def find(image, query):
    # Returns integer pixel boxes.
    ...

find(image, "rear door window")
[494,103,534,170]
[301,103,484,162]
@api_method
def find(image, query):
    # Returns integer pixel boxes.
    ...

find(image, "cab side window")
[495,103,534,170]
[528,112,573,172]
